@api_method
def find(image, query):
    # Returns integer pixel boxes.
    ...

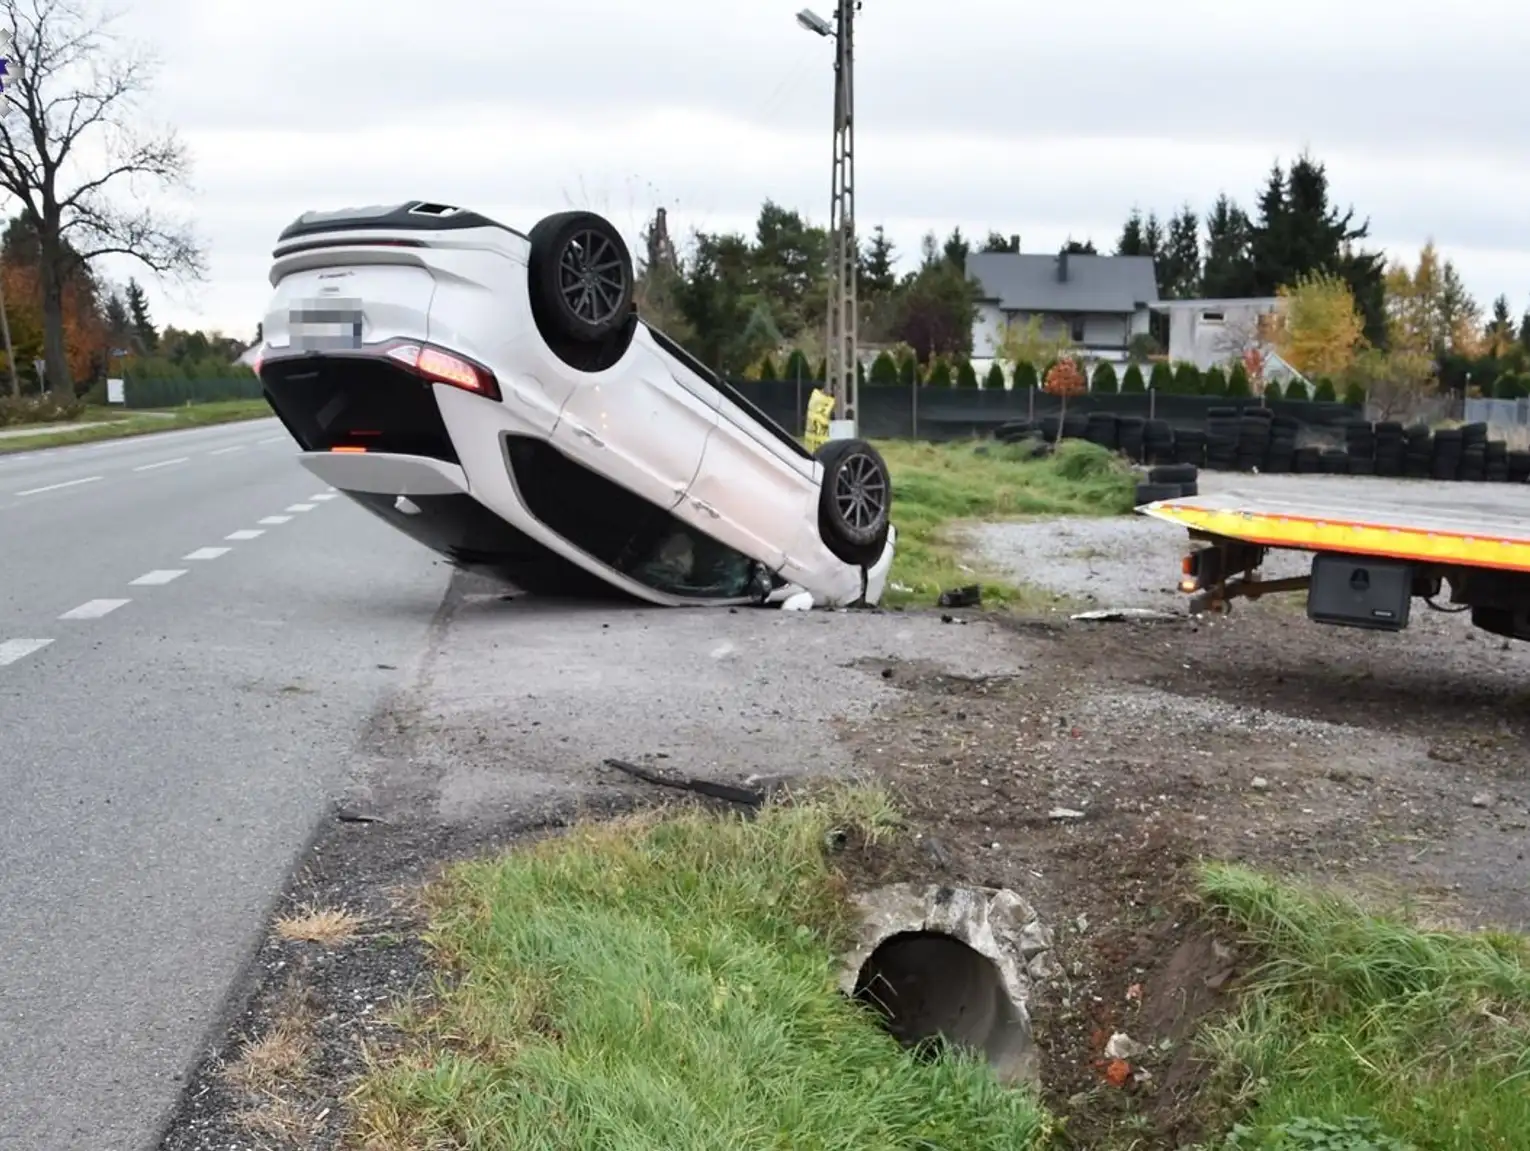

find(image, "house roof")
[967,252,1159,313]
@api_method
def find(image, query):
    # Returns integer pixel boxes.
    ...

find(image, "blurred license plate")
[290,298,363,350]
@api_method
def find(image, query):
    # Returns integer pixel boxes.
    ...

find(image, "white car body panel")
[258,203,893,608]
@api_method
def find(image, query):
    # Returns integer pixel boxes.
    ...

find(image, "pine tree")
[783,349,811,380]
[1159,205,1202,298]
[1203,365,1229,396]
[955,359,978,388]
[1342,379,1366,407]
[124,278,157,351]
[927,356,953,387]
[1121,363,1146,393]
[1172,362,1201,394]
[1264,378,1284,401]
[869,350,898,384]
[1091,362,1119,393]
[984,362,1007,389]
[1013,361,1038,391]
[756,354,779,380]
[1228,361,1252,397]
[1149,361,1173,393]
[898,355,919,388]
[1313,378,1337,402]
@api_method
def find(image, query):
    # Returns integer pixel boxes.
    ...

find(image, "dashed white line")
[59,598,130,620]
[0,638,52,666]
[310,493,338,501]
[184,546,231,560]
[258,515,292,525]
[226,529,264,540]
[133,456,190,472]
[130,569,187,586]
[286,503,316,512]
[208,445,246,456]
[259,436,285,444]
[15,475,103,496]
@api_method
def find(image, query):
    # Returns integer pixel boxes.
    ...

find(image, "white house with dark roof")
[1149,297,1285,372]
[967,250,1160,364]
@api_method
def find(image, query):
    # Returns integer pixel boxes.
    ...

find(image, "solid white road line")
[258,515,292,525]
[208,445,245,455]
[286,503,316,512]
[226,529,264,540]
[184,546,231,560]
[0,638,52,666]
[133,457,190,472]
[130,569,187,586]
[15,475,103,496]
[59,599,130,620]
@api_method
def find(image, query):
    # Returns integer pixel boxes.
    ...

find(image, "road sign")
[107,378,125,404]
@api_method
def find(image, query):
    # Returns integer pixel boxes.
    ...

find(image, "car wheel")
[527,210,636,370]
[815,438,892,567]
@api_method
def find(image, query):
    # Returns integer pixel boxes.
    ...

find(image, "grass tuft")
[224,1016,313,1096]
[275,904,366,947]
[1194,863,1530,1149]
[875,437,1137,607]
[351,788,1048,1150]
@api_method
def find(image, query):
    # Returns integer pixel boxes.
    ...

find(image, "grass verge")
[876,437,1138,608]
[352,790,1050,1150]
[1194,864,1530,1150]
[0,399,272,452]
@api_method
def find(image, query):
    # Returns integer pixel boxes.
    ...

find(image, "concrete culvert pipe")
[837,883,1058,1086]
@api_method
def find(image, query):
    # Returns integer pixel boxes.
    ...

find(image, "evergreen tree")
[1201,195,1257,297]
[1228,361,1252,397]
[782,349,811,380]
[984,361,1007,388]
[1013,361,1038,391]
[942,227,970,271]
[1264,378,1284,401]
[1121,363,1146,393]
[898,354,920,388]
[1342,379,1366,407]
[859,226,897,297]
[927,356,953,387]
[1172,361,1201,394]
[1158,205,1202,298]
[125,278,157,351]
[955,359,978,388]
[756,353,779,380]
[1313,378,1337,401]
[1091,361,1119,393]
[1149,361,1173,392]
[1116,209,1148,256]
[1203,365,1229,396]
[869,350,898,384]
[981,231,1020,253]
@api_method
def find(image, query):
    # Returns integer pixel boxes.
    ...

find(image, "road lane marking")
[310,493,338,501]
[59,598,130,620]
[184,546,230,560]
[133,456,190,472]
[259,436,285,444]
[226,529,264,540]
[0,638,52,665]
[259,515,292,525]
[208,445,245,456]
[286,503,316,512]
[130,569,186,586]
[15,475,103,496]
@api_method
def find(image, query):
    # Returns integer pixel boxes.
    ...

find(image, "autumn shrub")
[1091,362,1118,393]
[984,362,1006,389]
[1121,364,1146,393]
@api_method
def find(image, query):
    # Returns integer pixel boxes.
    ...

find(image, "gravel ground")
[156,481,1530,1150]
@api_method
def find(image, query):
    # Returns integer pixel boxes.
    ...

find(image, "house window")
[1070,316,1086,342]
[1200,311,1225,323]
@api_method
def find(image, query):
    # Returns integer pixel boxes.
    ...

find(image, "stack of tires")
[1510,450,1530,483]
[1431,427,1462,480]
[1265,415,1299,472]
[1117,416,1146,463]
[1344,421,1376,475]
[1320,448,1349,473]
[1174,427,1207,467]
[1084,411,1119,451]
[1373,422,1406,476]
[1294,445,1323,473]
[1134,463,1199,506]
[1458,423,1488,482]
[1206,408,1239,469]
[1236,410,1273,471]
[1144,419,1176,465]
[1486,439,1510,482]
[1403,425,1433,477]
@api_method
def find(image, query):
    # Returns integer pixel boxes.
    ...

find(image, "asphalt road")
[0,418,449,1150]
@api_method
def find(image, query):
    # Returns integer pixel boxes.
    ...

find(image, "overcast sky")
[90,0,1530,343]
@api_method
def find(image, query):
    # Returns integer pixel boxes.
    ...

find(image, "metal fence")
[1465,396,1530,427]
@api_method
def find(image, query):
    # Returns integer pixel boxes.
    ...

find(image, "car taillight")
[384,342,500,400]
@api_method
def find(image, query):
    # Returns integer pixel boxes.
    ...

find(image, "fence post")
[1149,387,1156,420]
[1027,386,1035,422]
[911,376,918,439]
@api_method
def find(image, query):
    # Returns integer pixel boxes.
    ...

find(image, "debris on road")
[938,585,982,609]
[602,757,766,808]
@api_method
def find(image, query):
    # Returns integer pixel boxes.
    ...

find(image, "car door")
[681,393,819,573]
[550,345,718,513]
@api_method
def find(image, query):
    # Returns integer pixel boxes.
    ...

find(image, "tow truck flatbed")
[1136,479,1530,640]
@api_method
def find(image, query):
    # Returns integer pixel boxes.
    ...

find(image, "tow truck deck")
[1138,479,1530,642]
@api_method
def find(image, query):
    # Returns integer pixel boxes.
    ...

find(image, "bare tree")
[0,0,204,393]
[1210,312,1263,363]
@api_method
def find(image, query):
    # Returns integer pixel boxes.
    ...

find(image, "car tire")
[527,210,636,370]
[1134,481,1181,506]
[815,438,892,568]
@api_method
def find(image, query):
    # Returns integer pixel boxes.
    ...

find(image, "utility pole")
[825,0,859,437]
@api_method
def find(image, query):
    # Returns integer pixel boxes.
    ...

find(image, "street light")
[796,1,859,439]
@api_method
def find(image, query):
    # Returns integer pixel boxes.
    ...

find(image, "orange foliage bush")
[0,261,108,386]
[1043,357,1086,397]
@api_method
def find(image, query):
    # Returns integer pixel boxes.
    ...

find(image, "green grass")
[0,399,272,452]
[875,437,1138,608]
[1193,864,1530,1150]
[352,790,1050,1151]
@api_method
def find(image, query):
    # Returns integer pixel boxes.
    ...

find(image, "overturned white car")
[255,202,895,606]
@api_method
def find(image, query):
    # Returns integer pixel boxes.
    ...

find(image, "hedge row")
[86,375,265,409]
[761,348,1351,403]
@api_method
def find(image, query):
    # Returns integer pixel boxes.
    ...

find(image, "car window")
[618,524,762,599]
